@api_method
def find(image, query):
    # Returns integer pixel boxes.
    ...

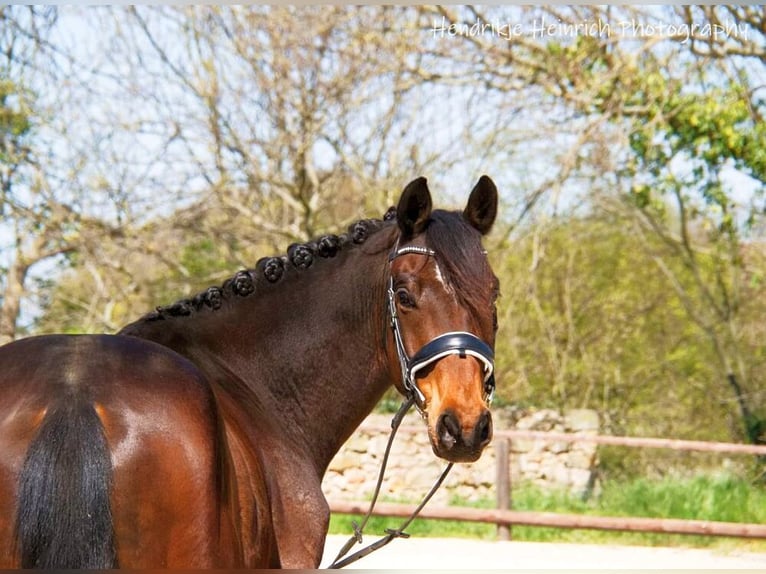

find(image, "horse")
[0,176,500,568]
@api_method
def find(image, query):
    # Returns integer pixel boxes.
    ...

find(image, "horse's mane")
[143,210,396,322]
[139,206,495,324]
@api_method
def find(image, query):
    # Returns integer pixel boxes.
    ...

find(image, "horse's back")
[0,334,242,568]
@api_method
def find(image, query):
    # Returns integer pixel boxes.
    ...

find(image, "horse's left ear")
[463,175,498,235]
[397,176,433,239]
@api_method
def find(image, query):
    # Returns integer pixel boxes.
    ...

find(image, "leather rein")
[327,396,446,569]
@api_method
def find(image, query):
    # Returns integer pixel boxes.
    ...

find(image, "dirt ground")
[322,534,766,570]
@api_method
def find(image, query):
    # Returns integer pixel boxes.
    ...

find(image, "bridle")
[329,241,497,569]
[387,242,496,412]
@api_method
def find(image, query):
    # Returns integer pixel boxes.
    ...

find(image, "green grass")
[329,473,766,552]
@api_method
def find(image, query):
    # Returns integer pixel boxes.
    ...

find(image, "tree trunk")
[0,255,29,345]
[726,372,766,469]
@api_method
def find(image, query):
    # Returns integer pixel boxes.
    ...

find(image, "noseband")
[387,244,496,412]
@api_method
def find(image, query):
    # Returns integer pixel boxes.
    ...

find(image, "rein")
[327,397,453,569]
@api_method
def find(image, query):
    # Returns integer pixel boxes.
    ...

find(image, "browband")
[388,245,436,261]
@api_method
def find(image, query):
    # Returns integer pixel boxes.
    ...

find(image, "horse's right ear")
[397,177,432,239]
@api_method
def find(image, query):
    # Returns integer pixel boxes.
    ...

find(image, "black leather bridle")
[330,242,497,569]
[387,243,496,412]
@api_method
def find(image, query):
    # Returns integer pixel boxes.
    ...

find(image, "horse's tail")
[15,401,118,569]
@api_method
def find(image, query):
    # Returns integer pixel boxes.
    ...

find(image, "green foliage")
[553,39,766,449]
[0,77,33,167]
[491,214,735,441]
[598,474,765,523]
[539,19,765,252]
[150,237,236,306]
[180,238,223,278]
[0,79,31,135]
[509,475,766,548]
[625,73,766,450]
[488,199,766,459]
[36,228,253,334]
[625,81,765,228]
[668,89,764,182]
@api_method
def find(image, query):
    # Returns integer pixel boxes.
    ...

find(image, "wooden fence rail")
[330,426,766,540]
[359,425,766,455]
[328,500,766,539]
[496,429,766,455]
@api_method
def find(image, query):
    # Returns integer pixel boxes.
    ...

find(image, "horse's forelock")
[424,210,494,313]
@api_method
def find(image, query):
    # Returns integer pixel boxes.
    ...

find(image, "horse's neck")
[246,248,394,470]
[121,240,395,473]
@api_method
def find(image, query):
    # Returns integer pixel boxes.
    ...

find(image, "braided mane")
[143,211,395,322]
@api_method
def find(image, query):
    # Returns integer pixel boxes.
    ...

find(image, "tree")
[110,6,439,241]
[0,7,80,344]
[33,5,493,333]
[0,6,150,343]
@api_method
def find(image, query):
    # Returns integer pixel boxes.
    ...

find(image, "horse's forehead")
[390,251,431,275]
[431,261,453,294]
[393,255,454,298]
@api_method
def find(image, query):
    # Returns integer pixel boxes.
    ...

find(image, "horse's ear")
[464,175,498,236]
[397,177,432,238]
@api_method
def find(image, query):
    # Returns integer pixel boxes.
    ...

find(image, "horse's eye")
[396,289,416,309]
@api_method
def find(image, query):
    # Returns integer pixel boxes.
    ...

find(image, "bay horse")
[0,176,499,568]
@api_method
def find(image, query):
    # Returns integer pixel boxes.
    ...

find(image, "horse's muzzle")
[433,407,493,463]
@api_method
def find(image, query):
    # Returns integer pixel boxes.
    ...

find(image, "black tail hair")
[16,401,118,568]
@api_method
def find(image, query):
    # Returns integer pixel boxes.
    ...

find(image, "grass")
[329,473,766,552]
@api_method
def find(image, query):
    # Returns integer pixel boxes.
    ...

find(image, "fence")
[327,426,766,541]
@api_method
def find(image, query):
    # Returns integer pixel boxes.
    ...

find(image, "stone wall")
[322,407,600,505]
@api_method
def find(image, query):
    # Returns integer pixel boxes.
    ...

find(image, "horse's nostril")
[437,411,461,449]
[476,410,493,447]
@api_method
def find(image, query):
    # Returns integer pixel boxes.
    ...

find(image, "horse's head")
[388,176,499,463]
